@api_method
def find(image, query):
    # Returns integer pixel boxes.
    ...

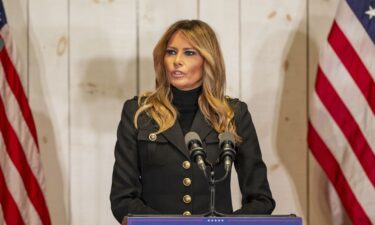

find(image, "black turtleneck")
[171,85,202,135]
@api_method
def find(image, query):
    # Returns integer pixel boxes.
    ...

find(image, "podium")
[126,215,302,225]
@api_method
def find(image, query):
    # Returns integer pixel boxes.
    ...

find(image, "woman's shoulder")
[123,96,139,109]
[123,95,149,106]
[121,96,147,117]
[225,96,248,113]
[124,91,153,105]
[122,95,151,116]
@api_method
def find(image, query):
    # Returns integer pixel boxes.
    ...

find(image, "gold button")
[148,133,157,141]
[183,211,191,216]
[182,161,191,169]
[183,178,191,186]
[183,195,191,204]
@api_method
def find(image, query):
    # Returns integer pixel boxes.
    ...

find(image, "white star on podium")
[365,5,375,19]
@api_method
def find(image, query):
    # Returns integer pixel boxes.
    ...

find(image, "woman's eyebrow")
[166,46,195,50]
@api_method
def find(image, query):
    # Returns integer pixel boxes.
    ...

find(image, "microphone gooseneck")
[184,131,207,172]
[218,132,236,172]
[184,131,234,217]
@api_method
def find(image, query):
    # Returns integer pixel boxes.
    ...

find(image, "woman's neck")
[171,85,202,134]
[171,85,202,106]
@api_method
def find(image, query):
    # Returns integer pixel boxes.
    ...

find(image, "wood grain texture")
[28,0,70,224]
[240,0,308,219]
[69,0,137,224]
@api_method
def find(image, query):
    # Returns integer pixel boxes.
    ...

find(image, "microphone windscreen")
[218,132,235,147]
[184,131,202,147]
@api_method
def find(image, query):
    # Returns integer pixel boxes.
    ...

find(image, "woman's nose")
[173,53,183,67]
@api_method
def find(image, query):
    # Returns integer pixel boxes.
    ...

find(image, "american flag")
[0,1,51,224]
[308,0,375,224]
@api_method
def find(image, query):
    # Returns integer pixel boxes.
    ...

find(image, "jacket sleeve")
[110,99,159,223]
[233,101,276,215]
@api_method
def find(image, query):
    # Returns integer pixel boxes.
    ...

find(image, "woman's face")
[164,31,204,91]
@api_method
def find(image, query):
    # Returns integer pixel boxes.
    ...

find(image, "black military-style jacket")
[110,97,275,223]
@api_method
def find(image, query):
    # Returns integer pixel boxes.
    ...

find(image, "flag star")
[365,5,375,19]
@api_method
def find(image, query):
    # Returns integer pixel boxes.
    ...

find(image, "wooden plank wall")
[3,0,342,224]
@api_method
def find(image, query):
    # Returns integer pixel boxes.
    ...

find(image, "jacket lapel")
[190,109,215,142]
[161,109,215,159]
[161,121,190,159]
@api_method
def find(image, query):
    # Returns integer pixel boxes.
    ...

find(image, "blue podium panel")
[128,216,302,225]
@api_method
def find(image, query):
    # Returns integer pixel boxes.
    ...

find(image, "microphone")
[184,132,207,172]
[218,132,236,172]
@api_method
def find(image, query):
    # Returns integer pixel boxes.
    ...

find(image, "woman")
[110,19,275,223]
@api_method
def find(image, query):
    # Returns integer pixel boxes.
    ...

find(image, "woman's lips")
[171,70,184,78]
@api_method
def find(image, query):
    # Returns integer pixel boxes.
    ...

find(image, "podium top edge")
[127,214,299,218]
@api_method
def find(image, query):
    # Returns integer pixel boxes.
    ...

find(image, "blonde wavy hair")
[134,19,241,142]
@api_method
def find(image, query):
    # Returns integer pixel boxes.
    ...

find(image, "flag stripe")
[308,122,372,225]
[309,92,375,220]
[328,21,375,113]
[0,96,51,225]
[0,63,44,188]
[346,0,375,43]
[0,35,39,148]
[315,67,375,186]
[0,135,43,225]
[309,0,375,223]
[319,44,375,150]
[336,0,375,77]
[0,168,25,225]
[0,3,50,224]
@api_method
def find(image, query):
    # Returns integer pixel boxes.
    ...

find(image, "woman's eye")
[185,50,196,56]
[166,49,176,55]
